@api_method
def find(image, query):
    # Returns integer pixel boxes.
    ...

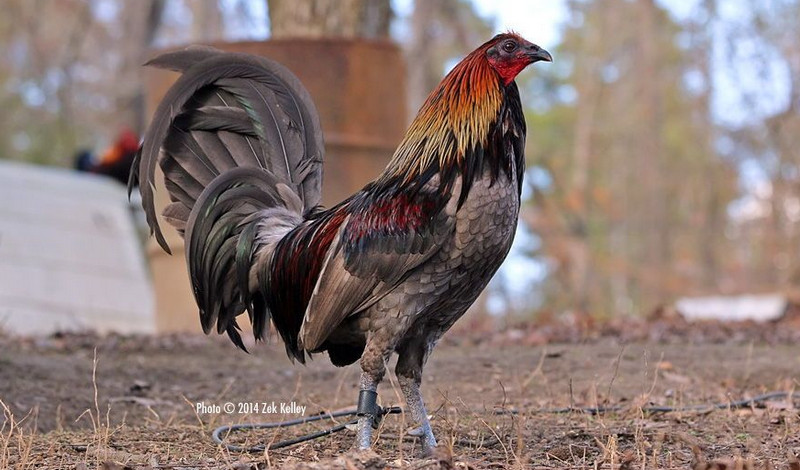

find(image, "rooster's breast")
[362,166,521,349]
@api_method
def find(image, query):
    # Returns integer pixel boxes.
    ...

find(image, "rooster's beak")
[527,46,553,63]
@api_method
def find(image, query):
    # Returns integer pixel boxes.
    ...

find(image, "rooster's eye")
[502,41,517,53]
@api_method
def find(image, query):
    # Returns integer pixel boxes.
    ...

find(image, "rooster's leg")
[396,343,437,454]
[398,375,436,453]
[355,342,388,450]
[355,372,379,450]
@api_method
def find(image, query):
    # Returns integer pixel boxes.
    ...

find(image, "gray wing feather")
[300,178,462,350]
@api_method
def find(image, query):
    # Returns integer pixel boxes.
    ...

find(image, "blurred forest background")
[1,0,798,319]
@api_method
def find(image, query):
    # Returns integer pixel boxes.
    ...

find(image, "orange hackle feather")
[379,34,524,185]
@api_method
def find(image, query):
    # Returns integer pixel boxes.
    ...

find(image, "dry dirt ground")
[1,325,799,469]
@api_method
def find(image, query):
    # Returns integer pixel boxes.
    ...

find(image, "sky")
[467,0,567,50]
[392,0,567,51]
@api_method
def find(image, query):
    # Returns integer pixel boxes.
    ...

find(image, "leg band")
[356,389,380,428]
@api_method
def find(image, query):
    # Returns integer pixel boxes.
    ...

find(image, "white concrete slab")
[675,294,787,322]
[0,161,155,335]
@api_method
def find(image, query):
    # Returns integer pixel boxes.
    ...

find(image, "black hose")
[211,406,402,452]
[211,391,799,453]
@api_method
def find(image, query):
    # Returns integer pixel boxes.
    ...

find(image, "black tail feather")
[131,46,325,350]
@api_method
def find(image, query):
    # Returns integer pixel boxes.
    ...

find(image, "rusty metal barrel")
[144,39,407,332]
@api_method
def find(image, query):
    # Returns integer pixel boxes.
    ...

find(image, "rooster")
[131,33,551,453]
[76,129,140,185]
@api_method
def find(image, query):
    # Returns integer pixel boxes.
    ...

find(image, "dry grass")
[1,398,36,468]
[0,335,799,469]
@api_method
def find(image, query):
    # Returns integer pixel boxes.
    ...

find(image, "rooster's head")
[485,33,552,85]
[379,32,551,189]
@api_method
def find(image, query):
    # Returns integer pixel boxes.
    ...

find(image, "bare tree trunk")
[566,27,602,312]
[404,0,492,121]
[406,0,437,116]
[119,0,166,134]
[267,0,391,39]
[697,0,720,291]
[53,0,94,164]
[636,0,668,305]
[188,0,224,42]
[568,69,597,312]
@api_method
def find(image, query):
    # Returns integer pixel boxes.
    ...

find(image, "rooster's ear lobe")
[486,47,499,58]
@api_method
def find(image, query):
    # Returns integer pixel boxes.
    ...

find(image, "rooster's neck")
[378,49,505,190]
